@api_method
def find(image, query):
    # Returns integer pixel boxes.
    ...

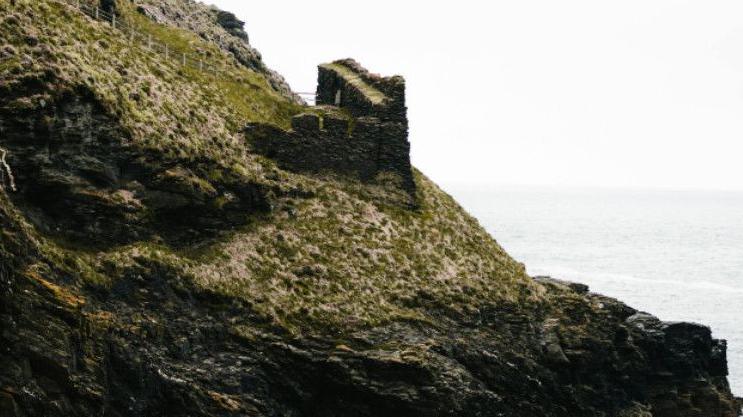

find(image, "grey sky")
[210,0,743,191]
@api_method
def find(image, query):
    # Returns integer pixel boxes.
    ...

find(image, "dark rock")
[316,58,406,123]
[100,0,116,14]
[0,392,20,417]
[1,239,738,417]
[215,10,248,42]
[136,5,166,24]
[290,113,320,132]
[0,87,270,247]
[0,3,739,415]
[533,275,589,294]
[541,320,570,365]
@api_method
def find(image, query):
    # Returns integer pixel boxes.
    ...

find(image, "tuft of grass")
[187,171,544,334]
[0,0,303,176]
[119,2,303,130]
[320,62,387,105]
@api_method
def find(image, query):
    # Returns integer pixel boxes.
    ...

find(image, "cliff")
[0,1,740,416]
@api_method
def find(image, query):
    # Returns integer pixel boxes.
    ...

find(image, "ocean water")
[445,185,743,396]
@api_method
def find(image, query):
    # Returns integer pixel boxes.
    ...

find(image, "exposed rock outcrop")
[1,236,739,417]
[215,10,248,42]
[0,87,270,247]
[534,277,740,417]
[0,1,739,417]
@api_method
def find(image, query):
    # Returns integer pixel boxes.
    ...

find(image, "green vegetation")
[186,171,543,333]
[0,0,543,336]
[119,3,301,130]
[0,0,302,173]
[320,62,388,105]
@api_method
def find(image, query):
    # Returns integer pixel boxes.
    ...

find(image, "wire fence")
[53,0,236,77]
[2,2,321,191]
[25,0,320,104]
[56,0,321,103]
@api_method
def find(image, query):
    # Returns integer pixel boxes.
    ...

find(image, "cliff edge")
[0,1,740,416]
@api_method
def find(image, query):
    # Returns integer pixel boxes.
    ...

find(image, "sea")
[445,184,743,396]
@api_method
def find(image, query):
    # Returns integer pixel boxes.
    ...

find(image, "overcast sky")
[210,0,743,191]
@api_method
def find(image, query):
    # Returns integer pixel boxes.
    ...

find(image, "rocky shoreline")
[0,0,741,416]
[2,243,740,416]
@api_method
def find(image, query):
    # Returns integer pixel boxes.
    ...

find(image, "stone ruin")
[246,59,415,199]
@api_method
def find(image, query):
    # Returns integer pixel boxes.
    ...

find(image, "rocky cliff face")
[0,87,270,247]
[0,1,740,416]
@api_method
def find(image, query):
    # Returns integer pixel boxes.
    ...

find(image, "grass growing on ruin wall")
[321,62,387,105]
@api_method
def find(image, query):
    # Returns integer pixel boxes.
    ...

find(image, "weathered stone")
[323,114,349,135]
[316,58,406,122]
[0,392,19,417]
[1,1,740,416]
[249,60,416,200]
[135,5,166,24]
[99,0,116,14]
[0,88,270,247]
[215,10,248,42]
[290,113,320,133]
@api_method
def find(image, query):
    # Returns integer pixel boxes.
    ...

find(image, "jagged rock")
[0,88,270,246]
[1,243,739,417]
[0,1,740,416]
[100,0,116,14]
[215,10,248,42]
[135,4,166,24]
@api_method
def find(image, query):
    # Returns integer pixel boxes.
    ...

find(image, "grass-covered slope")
[0,0,540,333]
[1,0,301,167]
[189,172,541,331]
[0,1,740,417]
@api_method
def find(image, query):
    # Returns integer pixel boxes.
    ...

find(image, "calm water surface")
[445,185,743,395]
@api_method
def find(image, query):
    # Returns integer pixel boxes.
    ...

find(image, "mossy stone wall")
[247,112,415,197]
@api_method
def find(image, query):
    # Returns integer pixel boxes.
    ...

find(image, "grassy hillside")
[2,2,740,416]
[1,0,301,172]
[0,0,541,335]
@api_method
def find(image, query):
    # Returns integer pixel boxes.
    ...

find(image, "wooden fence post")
[112,14,116,28]
[182,53,186,66]
[164,44,168,60]
[147,34,152,49]
[94,6,99,20]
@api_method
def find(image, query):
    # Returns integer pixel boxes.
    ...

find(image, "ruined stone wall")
[247,112,415,197]
[248,59,414,200]
[316,59,406,122]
